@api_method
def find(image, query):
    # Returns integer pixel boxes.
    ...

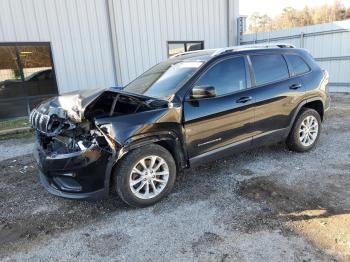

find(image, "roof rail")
[170,49,217,58]
[211,43,296,56]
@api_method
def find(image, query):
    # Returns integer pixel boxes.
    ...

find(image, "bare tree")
[247,0,350,33]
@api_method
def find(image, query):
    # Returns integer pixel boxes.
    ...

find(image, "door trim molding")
[189,136,252,167]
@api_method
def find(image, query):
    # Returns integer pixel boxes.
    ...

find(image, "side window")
[285,55,310,76]
[250,54,289,86]
[195,57,247,96]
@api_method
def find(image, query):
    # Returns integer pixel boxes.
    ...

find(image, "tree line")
[248,0,350,33]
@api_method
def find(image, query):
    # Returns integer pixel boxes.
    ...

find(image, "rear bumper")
[34,140,112,200]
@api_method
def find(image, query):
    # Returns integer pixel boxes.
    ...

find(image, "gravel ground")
[0,94,349,261]
[0,137,34,161]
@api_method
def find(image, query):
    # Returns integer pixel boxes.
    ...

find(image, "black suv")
[30,44,330,207]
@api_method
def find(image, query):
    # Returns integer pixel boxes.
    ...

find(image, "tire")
[113,144,176,207]
[286,108,322,152]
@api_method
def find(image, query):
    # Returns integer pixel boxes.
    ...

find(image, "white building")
[0,0,239,101]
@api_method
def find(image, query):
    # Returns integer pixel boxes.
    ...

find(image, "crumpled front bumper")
[38,172,106,200]
[34,140,111,200]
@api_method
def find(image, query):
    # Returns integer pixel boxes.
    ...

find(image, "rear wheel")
[287,108,321,152]
[114,144,176,207]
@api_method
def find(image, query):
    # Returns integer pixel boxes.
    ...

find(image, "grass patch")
[0,130,34,141]
[0,117,30,131]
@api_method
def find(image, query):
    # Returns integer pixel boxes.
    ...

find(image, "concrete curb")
[0,127,32,136]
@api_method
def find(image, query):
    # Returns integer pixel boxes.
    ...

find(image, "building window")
[0,43,58,119]
[167,41,204,57]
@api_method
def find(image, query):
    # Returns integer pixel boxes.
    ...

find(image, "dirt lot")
[1,94,349,262]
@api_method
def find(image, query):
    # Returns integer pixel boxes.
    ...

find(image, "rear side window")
[195,56,247,96]
[285,55,310,76]
[250,54,289,86]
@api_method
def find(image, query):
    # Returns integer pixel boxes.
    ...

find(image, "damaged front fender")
[94,105,187,171]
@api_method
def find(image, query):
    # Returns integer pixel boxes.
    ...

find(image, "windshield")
[123,60,203,99]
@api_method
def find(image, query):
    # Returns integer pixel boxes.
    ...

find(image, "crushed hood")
[36,88,168,123]
[36,88,105,122]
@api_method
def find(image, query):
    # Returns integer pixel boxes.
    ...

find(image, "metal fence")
[240,19,350,92]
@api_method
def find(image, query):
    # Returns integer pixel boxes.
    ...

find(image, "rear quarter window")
[285,54,311,76]
[250,54,289,86]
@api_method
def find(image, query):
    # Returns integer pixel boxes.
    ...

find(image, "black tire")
[113,144,176,207]
[286,108,322,152]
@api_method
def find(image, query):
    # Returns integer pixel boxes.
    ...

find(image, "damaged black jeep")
[31,45,329,207]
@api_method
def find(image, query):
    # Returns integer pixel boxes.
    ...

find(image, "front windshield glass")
[123,60,203,99]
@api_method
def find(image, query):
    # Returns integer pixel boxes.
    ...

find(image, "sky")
[240,0,350,18]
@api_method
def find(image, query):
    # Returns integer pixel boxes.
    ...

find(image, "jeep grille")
[30,109,50,133]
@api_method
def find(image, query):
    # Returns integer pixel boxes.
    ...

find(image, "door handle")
[236,96,252,103]
[289,83,302,90]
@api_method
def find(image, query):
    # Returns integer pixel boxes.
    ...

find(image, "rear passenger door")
[249,53,306,141]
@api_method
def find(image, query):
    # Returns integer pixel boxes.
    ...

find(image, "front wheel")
[114,144,176,207]
[286,108,322,152]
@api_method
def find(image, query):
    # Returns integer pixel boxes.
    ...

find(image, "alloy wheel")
[299,115,319,147]
[129,155,169,199]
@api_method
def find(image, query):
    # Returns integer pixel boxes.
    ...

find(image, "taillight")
[322,69,329,81]
[321,69,329,93]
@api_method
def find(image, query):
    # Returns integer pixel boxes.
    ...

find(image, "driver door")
[183,56,255,163]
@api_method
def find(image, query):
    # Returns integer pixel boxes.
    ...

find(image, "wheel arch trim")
[289,97,324,131]
[103,131,187,195]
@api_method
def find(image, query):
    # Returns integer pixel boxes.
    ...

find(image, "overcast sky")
[240,0,350,17]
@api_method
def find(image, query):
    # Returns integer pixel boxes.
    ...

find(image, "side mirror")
[190,85,216,100]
